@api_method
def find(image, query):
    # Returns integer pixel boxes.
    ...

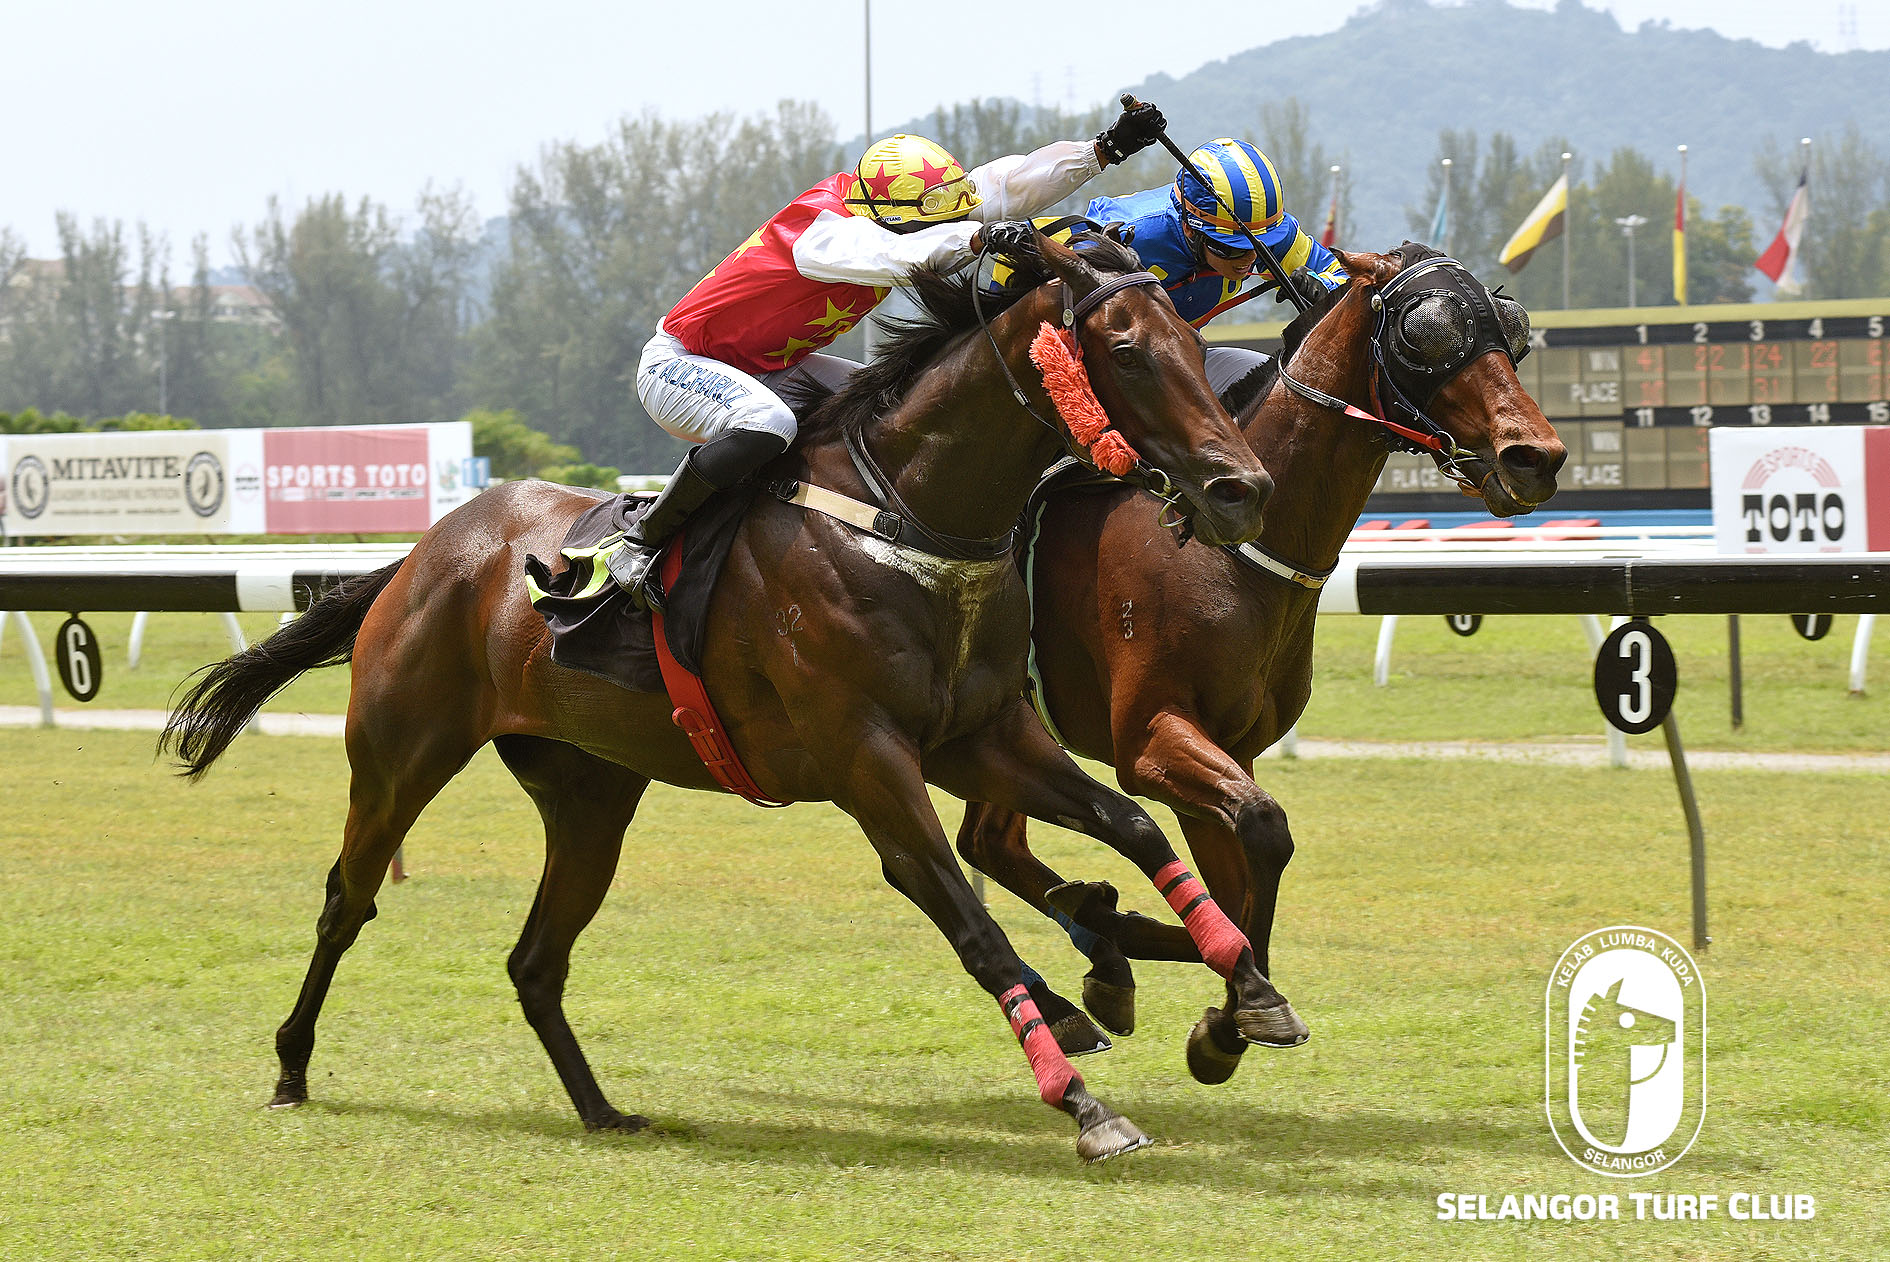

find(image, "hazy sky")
[7,0,1886,264]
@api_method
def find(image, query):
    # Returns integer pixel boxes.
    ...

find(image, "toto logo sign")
[1711,426,1889,555]
[1739,446,1844,550]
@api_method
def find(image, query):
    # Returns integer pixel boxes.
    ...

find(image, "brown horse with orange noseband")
[163,230,1291,1163]
[955,243,1567,1082]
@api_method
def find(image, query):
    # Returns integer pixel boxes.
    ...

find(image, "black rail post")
[1660,710,1710,952]
[1727,614,1743,730]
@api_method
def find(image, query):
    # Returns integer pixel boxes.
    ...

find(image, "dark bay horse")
[163,232,1282,1162]
[956,244,1567,1083]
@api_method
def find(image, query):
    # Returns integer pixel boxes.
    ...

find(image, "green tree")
[0,215,175,419]
[470,101,846,472]
[1257,98,1348,250]
[1684,203,1756,305]
[467,406,580,479]
[238,187,478,427]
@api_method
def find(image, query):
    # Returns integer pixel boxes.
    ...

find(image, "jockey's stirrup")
[606,540,667,612]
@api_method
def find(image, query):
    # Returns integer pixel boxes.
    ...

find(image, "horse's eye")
[1111,344,1143,369]
[1398,295,1468,364]
[1493,296,1532,363]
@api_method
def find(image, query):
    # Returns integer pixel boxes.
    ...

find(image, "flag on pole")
[1498,173,1568,273]
[1428,176,1449,248]
[1319,168,1341,248]
[1672,184,1688,305]
[1754,167,1809,286]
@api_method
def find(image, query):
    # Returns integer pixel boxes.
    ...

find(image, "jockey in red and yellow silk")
[614,101,1167,609]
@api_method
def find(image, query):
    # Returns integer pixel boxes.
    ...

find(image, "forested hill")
[1112,0,1886,251]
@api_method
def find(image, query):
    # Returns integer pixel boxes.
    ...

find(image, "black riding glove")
[1095,100,1166,165]
[1274,265,1329,310]
[977,220,1037,258]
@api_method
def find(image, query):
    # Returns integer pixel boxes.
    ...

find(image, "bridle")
[1278,254,1530,499]
[971,258,1193,523]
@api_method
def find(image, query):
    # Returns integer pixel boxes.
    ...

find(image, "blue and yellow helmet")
[1173,138,1284,248]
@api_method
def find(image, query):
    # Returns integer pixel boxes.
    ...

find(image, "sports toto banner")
[0,423,478,537]
[1709,425,1890,554]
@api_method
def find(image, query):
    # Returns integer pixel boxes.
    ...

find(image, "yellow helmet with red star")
[844,134,982,229]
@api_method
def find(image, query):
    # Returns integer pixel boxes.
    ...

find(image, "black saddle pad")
[524,485,754,692]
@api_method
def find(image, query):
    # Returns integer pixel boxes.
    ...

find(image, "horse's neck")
[1240,304,1389,574]
[853,298,1065,542]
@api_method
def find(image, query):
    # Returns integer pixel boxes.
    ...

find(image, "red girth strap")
[649,536,792,808]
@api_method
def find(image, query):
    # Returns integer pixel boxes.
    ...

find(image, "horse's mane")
[786,230,1145,444]
[1229,241,1442,422]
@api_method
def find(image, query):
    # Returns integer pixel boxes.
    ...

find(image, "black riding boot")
[606,429,787,610]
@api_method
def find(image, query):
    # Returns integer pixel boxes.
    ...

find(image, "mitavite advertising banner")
[1709,425,1890,554]
[0,422,478,537]
[0,429,238,535]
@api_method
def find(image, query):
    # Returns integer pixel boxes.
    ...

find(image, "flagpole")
[1561,151,1573,309]
[1676,144,1688,306]
[1797,136,1812,290]
[1440,157,1452,254]
[1324,164,1343,247]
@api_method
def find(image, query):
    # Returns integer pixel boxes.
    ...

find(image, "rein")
[970,261,1187,517]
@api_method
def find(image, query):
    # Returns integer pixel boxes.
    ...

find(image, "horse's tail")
[161,560,404,779]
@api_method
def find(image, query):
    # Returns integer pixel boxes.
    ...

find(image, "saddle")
[524,485,754,692]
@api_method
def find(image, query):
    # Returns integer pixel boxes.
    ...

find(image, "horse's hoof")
[1044,879,1119,925]
[1186,1006,1246,1085]
[1236,1000,1310,1049]
[1081,975,1137,1037]
[1077,1115,1153,1163]
[267,1074,307,1109]
[1050,1011,1113,1058]
[584,1110,652,1133]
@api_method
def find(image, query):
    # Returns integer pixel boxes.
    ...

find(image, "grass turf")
[0,727,1883,1260]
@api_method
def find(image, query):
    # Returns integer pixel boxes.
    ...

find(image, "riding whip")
[1121,92,1314,317]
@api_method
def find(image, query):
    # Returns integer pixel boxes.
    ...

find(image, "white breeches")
[636,325,860,444]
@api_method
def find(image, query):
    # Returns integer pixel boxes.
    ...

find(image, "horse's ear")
[1035,230,1102,298]
[1332,248,1392,286]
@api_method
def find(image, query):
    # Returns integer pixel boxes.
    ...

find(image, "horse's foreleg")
[272,724,475,1109]
[932,706,1293,1057]
[494,735,650,1132]
[955,802,1142,1039]
[1115,711,1307,1082]
[836,732,1148,1162]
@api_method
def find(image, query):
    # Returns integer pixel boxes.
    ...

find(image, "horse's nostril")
[1501,444,1548,474]
[1206,472,1273,508]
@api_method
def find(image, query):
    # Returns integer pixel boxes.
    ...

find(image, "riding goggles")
[1195,232,1257,262]
[923,174,980,218]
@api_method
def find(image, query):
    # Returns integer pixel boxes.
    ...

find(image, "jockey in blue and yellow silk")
[1080,137,1347,404]
[1087,137,1347,328]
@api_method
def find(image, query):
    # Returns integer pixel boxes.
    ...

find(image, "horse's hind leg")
[493,735,650,1132]
[270,721,477,1109]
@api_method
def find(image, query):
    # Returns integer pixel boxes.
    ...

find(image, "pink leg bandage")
[1154,860,1250,979]
[999,984,1080,1107]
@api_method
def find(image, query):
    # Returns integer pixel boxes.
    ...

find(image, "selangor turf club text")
[1436,1192,1818,1221]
